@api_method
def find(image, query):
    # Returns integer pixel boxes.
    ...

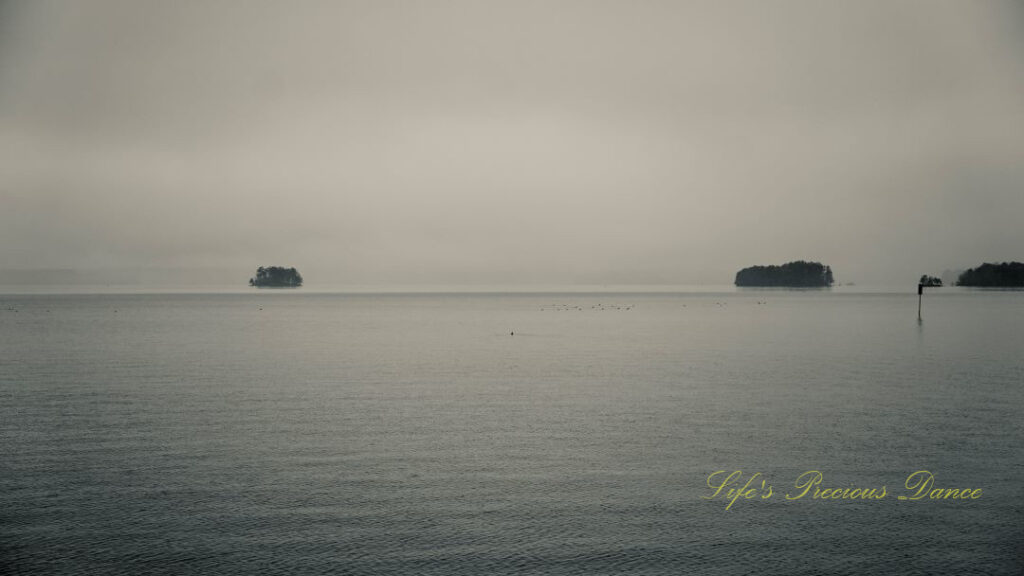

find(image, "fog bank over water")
[2,1,1023,285]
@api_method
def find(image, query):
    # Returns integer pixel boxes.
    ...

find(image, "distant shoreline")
[3,284,1022,297]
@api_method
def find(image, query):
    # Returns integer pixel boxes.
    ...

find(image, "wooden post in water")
[917,283,923,320]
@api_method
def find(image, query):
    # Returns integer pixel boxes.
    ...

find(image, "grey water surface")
[2,288,1022,575]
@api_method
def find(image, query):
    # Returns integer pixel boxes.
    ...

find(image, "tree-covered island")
[249,266,303,287]
[734,261,834,287]
[919,275,942,287]
[956,262,1024,287]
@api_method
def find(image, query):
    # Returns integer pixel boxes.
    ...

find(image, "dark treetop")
[956,262,1024,287]
[734,261,834,287]
[919,275,943,287]
[249,266,303,287]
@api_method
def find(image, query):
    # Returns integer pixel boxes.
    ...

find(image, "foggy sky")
[2,0,1023,285]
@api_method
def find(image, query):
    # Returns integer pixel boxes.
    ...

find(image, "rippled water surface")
[2,289,1022,575]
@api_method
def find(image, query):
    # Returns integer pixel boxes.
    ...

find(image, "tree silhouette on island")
[956,262,1024,287]
[734,261,834,287]
[249,266,303,287]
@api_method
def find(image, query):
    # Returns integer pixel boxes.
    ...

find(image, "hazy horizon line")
[0,264,972,287]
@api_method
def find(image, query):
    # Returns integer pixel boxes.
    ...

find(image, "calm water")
[2,288,1022,575]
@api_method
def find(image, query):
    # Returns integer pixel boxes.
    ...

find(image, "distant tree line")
[734,261,834,287]
[250,266,303,287]
[956,262,1024,287]
[919,275,942,287]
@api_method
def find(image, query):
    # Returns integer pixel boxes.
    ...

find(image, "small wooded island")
[956,262,1024,287]
[249,266,303,287]
[919,275,942,287]
[735,260,834,287]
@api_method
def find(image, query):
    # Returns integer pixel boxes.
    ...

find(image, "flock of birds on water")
[538,300,768,312]
[540,303,634,311]
[505,300,768,335]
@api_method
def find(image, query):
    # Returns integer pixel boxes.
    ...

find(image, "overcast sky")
[2,0,1023,285]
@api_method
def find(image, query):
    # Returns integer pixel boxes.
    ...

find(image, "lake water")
[2,287,1022,575]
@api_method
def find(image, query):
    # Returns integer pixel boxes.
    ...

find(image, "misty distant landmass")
[0,268,250,286]
[956,262,1024,287]
[940,270,964,287]
[249,266,303,288]
[735,261,834,287]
